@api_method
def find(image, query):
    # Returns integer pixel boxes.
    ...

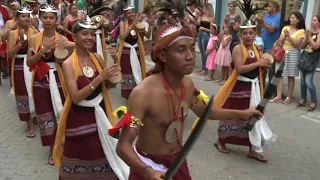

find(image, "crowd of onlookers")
[185,1,320,111]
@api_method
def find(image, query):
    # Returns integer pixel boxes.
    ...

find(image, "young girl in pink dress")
[215,23,233,85]
[204,23,219,81]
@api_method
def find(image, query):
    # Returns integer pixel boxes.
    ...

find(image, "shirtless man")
[111,24,262,180]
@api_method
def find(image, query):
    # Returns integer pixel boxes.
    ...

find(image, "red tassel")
[29,60,50,80]
[194,88,200,96]
[108,112,132,135]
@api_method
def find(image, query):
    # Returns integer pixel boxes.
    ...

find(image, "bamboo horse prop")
[90,15,122,84]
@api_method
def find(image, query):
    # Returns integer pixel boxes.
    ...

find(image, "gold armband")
[129,116,144,128]
[189,99,201,109]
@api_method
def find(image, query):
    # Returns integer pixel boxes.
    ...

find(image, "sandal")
[270,97,282,103]
[308,104,317,111]
[247,154,268,163]
[282,97,291,105]
[297,101,306,107]
[48,154,54,165]
[203,76,214,81]
[199,70,207,75]
[26,130,35,138]
[214,143,229,154]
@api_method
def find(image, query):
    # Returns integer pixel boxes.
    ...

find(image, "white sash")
[47,62,63,122]
[77,93,129,180]
[95,30,104,60]
[237,75,274,153]
[19,54,36,119]
[123,42,142,84]
[134,146,168,173]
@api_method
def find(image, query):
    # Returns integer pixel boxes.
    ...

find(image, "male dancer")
[110,22,263,180]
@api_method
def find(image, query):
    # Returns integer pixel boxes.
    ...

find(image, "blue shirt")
[261,13,281,50]
[254,36,264,51]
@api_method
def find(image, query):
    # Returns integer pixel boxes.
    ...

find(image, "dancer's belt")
[46,62,63,122]
[134,145,168,173]
[15,54,26,59]
[123,42,142,85]
[237,75,273,153]
[77,93,129,180]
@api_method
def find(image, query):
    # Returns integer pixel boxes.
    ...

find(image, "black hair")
[39,11,58,19]
[69,3,77,12]
[287,12,306,30]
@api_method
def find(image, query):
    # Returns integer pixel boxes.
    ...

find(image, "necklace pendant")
[83,66,94,78]
[248,50,255,58]
[176,101,189,118]
[165,120,182,144]
[130,29,136,36]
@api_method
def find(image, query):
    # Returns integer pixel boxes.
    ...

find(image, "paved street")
[0,56,320,180]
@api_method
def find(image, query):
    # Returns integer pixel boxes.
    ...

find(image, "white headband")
[168,36,194,47]
[123,6,135,11]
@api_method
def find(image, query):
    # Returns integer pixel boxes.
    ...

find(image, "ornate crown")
[123,6,135,11]
[239,20,256,29]
[159,23,183,38]
[18,5,33,14]
[39,4,58,13]
[78,16,98,29]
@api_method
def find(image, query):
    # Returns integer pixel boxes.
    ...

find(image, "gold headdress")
[39,4,58,13]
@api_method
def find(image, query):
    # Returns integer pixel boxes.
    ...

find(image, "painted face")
[40,12,57,29]
[240,28,256,45]
[160,38,196,76]
[74,29,96,49]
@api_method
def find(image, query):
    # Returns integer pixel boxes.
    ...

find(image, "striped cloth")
[275,49,300,77]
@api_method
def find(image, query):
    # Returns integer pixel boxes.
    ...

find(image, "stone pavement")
[0,58,320,180]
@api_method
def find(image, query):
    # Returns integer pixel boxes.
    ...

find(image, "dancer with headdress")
[53,16,128,180]
[110,1,263,179]
[117,6,153,99]
[0,1,19,82]
[7,5,38,138]
[26,4,74,165]
[213,0,273,162]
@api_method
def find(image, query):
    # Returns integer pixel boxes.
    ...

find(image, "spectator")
[256,1,281,87]
[270,12,305,104]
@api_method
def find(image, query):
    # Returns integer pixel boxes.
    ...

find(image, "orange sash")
[189,44,264,133]
[10,26,34,93]
[53,50,115,168]
[117,21,146,79]
[30,30,67,98]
